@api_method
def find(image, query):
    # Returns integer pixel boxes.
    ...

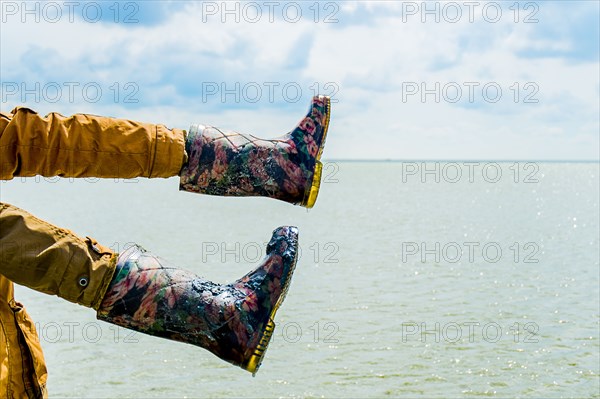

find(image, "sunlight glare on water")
[1,162,598,398]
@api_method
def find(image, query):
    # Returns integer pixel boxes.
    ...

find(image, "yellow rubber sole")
[302,96,331,209]
[244,318,275,376]
[242,237,299,376]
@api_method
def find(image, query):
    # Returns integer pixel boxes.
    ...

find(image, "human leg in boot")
[0,203,299,376]
[1,96,332,207]
[179,95,331,208]
[97,226,298,375]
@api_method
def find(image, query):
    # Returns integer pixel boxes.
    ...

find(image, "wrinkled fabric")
[0,203,116,398]
[0,107,187,396]
[0,106,186,180]
[97,226,299,373]
[0,276,48,399]
[0,203,117,309]
[179,95,330,207]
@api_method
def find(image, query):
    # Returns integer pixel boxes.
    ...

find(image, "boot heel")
[245,318,276,376]
[301,95,331,208]
[303,161,322,208]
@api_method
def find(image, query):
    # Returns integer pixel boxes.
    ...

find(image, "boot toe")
[240,228,300,375]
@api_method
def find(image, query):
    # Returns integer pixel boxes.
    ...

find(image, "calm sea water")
[1,162,598,398]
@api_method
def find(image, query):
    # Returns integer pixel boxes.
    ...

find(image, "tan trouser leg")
[0,202,117,310]
[0,276,48,399]
[0,107,185,396]
[0,106,186,180]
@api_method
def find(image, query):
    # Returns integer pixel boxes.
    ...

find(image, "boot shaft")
[97,226,299,374]
[179,96,331,208]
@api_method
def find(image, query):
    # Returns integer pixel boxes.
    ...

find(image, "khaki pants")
[0,275,47,399]
[0,107,186,398]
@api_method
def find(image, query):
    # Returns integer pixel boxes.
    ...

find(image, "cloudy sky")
[1,0,598,160]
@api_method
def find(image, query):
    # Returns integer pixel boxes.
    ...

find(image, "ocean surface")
[1,162,598,398]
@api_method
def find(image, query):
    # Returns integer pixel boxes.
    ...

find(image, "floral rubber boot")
[179,95,331,208]
[97,226,299,375]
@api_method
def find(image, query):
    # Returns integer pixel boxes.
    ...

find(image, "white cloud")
[1,1,598,160]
